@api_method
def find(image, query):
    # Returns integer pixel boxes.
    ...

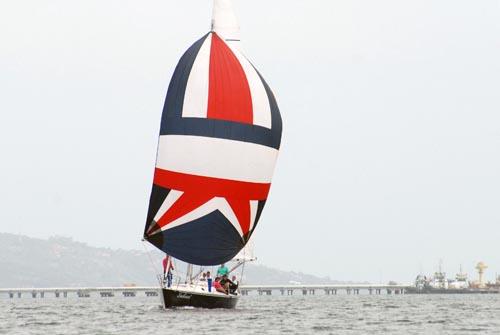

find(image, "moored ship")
[406,263,500,294]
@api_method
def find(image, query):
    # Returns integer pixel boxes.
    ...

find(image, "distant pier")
[240,284,408,296]
[0,284,409,299]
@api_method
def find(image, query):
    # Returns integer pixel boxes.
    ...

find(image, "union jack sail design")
[144,0,282,266]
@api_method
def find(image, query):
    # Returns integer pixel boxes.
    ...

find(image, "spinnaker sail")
[144,0,282,266]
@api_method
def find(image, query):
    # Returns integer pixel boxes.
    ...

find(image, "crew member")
[217,263,229,277]
[162,254,174,288]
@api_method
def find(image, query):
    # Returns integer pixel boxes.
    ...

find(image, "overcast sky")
[1,0,499,283]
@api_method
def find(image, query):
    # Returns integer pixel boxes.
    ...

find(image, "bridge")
[0,287,160,299]
[241,284,409,296]
[0,284,410,299]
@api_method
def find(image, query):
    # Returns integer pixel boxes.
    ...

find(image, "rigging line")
[240,260,246,287]
[191,266,204,290]
[141,240,163,286]
[171,258,179,289]
[172,257,194,285]
[193,267,204,281]
[172,258,179,277]
[172,258,184,289]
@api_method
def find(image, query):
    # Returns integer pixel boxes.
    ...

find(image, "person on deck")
[162,255,174,288]
[199,272,207,281]
[206,271,213,292]
[230,275,239,294]
[213,277,228,294]
[217,263,229,277]
[220,274,238,295]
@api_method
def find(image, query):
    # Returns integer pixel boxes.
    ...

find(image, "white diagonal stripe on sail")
[227,44,272,129]
[153,190,183,223]
[182,35,212,118]
[160,197,243,237]
[249,200,258,232]
[156,135,278,184]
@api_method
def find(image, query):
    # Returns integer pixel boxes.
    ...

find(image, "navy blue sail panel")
[145,183,268,265]
[255,69,282,148]
[161,33,209,121]
[147,210,246,265]
[162,117,281,149]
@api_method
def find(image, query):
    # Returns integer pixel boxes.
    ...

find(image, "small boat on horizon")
[141,0,283,309]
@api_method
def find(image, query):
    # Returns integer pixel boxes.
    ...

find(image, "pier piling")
[100,292,114,298]
[123,291,136,297]
[78,291,90,298]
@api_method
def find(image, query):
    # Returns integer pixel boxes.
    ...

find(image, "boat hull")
[162,288,239,309]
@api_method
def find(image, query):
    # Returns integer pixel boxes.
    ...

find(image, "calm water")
[2,294,500,334]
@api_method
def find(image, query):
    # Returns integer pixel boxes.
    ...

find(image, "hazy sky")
[1,0,499,283]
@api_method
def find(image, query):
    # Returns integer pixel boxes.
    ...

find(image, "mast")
[186,264,194,284]
[212,0,241,44]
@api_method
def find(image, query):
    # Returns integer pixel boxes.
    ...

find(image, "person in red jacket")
[162,255,174,288]
[213,277,228,294]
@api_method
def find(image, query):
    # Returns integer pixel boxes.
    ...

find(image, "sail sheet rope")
[142,239,192,288]
[141,240,164,286]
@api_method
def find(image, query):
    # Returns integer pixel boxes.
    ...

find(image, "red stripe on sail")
[226,198,251,236]
[154,168,270,200]
[153,168,269,234]
[207,33,253,124]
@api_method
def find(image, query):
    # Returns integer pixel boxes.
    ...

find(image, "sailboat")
[142,0,282,309]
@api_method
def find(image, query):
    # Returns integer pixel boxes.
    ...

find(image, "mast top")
[211,0,241,42]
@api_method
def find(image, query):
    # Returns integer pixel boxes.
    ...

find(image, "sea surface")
[1,294,500,334]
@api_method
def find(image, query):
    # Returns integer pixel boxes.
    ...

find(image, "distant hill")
[0,233,345,288]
